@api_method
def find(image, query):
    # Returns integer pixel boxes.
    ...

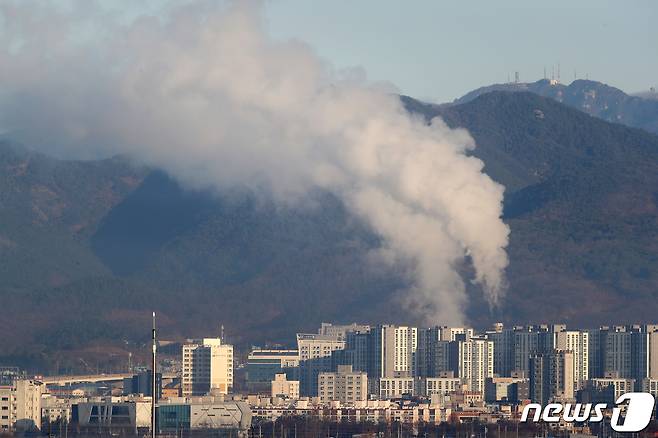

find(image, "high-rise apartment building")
[601,326,634,379]
[586,328,604,378]
[513,326,557,375]
[529,351,574,405]
[555,330,589,389]
[486,323,515,377]
[451,337,494,393]
[182,338,233,396]
[341,331,370,373]
[416,327,441,378]
[648,326,658,379]
[415,327,461,379]
[586,325,658,389]
[369,325,418,380]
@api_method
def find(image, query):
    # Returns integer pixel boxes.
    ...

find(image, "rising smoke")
[0,0,509,325]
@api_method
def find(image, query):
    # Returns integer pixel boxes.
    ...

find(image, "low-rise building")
[72,397,152,434]
[41,395,81,424]
[422,377,462,397]
[271,373,299,400]
[123,371,162,399]
[641,378,658,397]
[158,397,251,436]
[246,349,299,393]
[0,379,43,432]
[162,381,181,399]
[249,397,451,425]
[379,377,414,398]
[0,386,12,431]
[318,365,367,404]
[484,376,529,402]
[585,377,635,403]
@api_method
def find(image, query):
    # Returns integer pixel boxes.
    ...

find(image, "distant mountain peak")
[452,79,658,134]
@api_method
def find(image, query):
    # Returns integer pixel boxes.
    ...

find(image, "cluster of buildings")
[0,338,247,436]
[242,322,658,422]
[2,323,658,435]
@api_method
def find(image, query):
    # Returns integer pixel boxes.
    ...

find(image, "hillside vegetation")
[2,91,658,370]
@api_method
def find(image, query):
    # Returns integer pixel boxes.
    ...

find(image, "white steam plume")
[0,1,509,325]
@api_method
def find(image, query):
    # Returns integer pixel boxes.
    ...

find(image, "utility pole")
[152,312,157,438]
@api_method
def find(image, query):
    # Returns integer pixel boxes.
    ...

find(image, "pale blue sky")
[264,0,658,102]
[24,0,658,103]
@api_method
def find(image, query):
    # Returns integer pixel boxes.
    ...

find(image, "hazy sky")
[1,0,511,320]
[15,0,658,103]
[264,0,657,102]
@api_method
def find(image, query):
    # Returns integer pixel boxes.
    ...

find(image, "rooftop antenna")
[558,63,561,83]
[151,312,157,438]
[515,71,520,84]
[221,324,225,342]
[544,66,547,80]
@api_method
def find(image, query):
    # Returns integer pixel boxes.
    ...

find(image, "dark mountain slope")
[0,144,404,369]
[91,171,219,276]
[404,92,658,326]
[0,142,146,292]
[91,182,404,341]
[2,92,658,370]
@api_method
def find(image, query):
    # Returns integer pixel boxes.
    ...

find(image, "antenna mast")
[151,312,157,438]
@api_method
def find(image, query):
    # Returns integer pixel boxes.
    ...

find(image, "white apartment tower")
[555,330,589,388]
[182,338,233,396]
[455,337,494,393]
[373,325,418,378]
